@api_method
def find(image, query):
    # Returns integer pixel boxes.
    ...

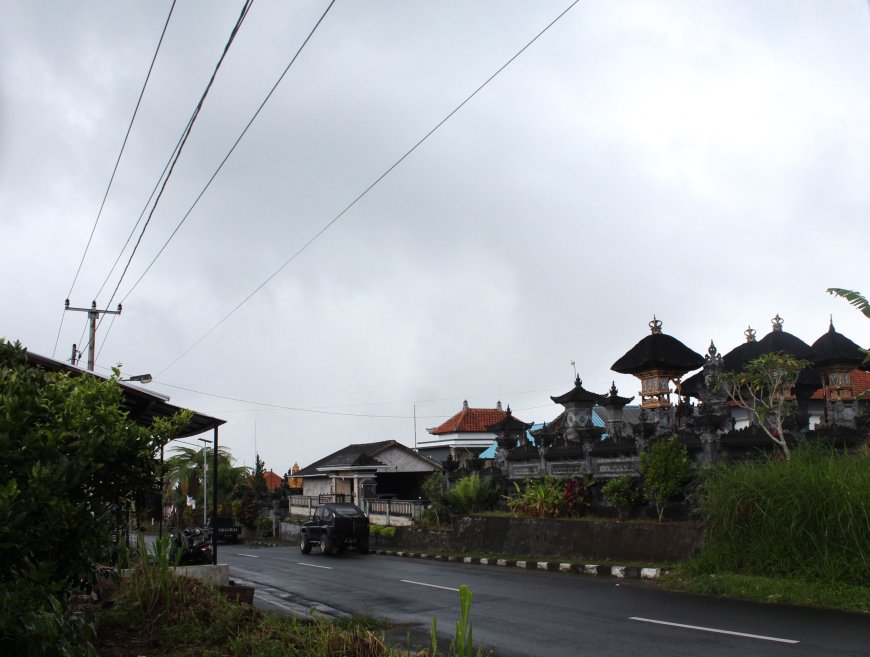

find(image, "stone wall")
[395,516,703,562]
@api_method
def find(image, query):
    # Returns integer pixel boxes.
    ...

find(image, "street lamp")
[198,437,209,525]
[120,373,153,384]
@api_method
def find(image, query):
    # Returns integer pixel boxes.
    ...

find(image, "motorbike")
[169,527,213,565]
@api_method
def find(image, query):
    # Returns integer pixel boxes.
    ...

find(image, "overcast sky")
[2,1,868,474]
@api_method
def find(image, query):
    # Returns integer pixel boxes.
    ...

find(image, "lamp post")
[198,437,209,525]
[121,373,153,384]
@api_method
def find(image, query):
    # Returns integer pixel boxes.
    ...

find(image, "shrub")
[443,473,499,515]
[640,436,691,521]
[508,478,560,517]
[0,340,189,655]
[694,446,870,585]
[601,475,640,520]
[380,526,396,539]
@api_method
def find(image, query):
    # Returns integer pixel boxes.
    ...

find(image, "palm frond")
[826,288,870,319]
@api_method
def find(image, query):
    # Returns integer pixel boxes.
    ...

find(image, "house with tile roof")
[294,440,442,504]
[418,400,529,467]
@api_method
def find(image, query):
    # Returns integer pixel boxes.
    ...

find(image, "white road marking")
[236,553,259,558]
[400,579,460,592]
[256,595,302,614]
[629,617,799,644]
[298,562,333,570]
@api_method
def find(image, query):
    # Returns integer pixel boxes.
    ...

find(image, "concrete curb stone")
[376,550,661,579]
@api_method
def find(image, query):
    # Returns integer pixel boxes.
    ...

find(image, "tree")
[163,445,249,519]
[716,353,809,461]
[827,287,870,319]
[251,453,267,496]
[0,340,190,654]
[639,436,691,521]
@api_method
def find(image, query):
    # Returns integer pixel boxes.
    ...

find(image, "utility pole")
[69,343,81,366]
[198,437,209,525]
[64,300,122,371]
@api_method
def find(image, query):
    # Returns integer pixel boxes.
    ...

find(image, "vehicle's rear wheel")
[319,534,333,555]
[300,534,312,554]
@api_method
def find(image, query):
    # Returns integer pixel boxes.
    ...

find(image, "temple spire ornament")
[744,326,757,342]
[772,314,784,331]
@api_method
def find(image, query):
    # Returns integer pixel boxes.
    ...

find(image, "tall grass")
[694,446,869,585]
[95,546,487,656]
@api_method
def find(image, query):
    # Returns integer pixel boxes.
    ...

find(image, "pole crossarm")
[64,299,122,371]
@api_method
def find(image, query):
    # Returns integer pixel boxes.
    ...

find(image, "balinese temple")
[490,314,868,482]
[611,316,704,414]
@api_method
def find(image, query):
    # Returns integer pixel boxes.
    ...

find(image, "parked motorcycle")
[169,527,213,565]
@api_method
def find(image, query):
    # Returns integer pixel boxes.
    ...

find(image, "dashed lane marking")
[629,617,799,644]
[400,579,460,592]
[298,562,333,570]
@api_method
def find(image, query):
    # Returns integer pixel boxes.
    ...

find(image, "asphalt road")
[212,544,870,657]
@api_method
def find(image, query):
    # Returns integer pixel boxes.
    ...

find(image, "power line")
[152,379,563,420]
[52,0,177,358]
[117,0,337,308]
[91,0,256,360]
[104,0,255,309]
[156,0,580,377]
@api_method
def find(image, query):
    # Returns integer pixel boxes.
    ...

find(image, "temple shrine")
[488,315,869,481]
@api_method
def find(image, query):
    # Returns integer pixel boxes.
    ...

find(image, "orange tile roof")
[428,405,507,435]
[810,368,870,399]
[263,470,283,491]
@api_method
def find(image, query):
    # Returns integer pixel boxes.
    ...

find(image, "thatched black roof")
[810,322,866,369]
[611,318,704,375]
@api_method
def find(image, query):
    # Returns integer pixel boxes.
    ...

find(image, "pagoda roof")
[599,382,634,408]
[810,321,867,369]
[485,407,532,433]
[427,401,507,435]
[550,375,605,405]
[611,317,704,375]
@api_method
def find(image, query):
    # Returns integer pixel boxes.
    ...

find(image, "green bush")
[0,340,189,655]
[640,436,691,521]
[507,476,594,518]
[380,526,396,539]
[601,475,640,520]
[694,446,870,585]
[443,473,499,515]
[369,524,382,536]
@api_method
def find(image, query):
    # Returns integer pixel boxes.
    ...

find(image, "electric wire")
[89,0,255,360]
[52,0,178,358]
[156,0,581,377]
[117,0,337,308]
[152,379,563,420]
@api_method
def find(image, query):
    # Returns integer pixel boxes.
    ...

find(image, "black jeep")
[300,503,369,555]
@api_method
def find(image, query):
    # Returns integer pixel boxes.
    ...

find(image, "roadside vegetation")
[88,552,486,657]
[665,445,870,612]
[0,340,190,656]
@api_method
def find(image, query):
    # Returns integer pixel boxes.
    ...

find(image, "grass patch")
[661,565,870,613]
[85,557,489,656]
[696,446,869,586]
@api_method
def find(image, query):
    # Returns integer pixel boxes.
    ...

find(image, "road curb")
[374,550,661,579]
